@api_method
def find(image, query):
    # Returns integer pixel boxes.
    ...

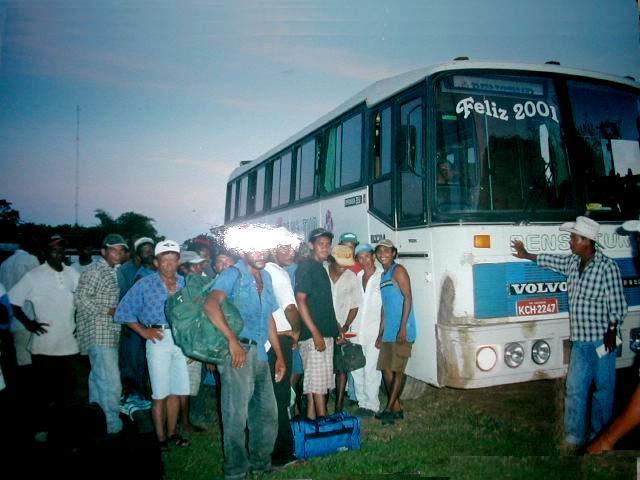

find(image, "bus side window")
[317,112,362,196]
[371,107,393,221]
[398,98,424,223]
[295,139,315,201]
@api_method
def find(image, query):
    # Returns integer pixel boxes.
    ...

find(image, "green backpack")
[166,272,243,364]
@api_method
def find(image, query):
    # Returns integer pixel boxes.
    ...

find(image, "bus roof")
[228,60,639,180]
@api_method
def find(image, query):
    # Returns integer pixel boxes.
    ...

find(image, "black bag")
[167,273,243,364]
[334,340,366,372]
[47,401,106,451]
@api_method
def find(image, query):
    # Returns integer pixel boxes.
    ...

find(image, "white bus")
[224,60,640,389]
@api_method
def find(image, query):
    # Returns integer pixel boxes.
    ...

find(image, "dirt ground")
[422,365,640,452]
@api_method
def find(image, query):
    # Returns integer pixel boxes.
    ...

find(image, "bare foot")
[586,436,613,454]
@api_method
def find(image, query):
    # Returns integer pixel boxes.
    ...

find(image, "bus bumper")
[437,313,640,389]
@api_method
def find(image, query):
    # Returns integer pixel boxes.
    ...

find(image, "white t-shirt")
[8,262,80,356]
[0,249,40,331]
[264,262,297,332]
[325,265,360,328]
[350,268,383,346]
[0,249,40,289]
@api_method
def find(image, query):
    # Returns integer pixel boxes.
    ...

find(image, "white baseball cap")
[622,219,640,232]
[155,240,180,256]
[559,216,600,242]
[179,250,206,265]
[134,237,154,251]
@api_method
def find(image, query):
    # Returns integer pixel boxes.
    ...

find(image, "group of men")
[0,234,216,446]
[0,225,416,480]
[203,225,412,478]
[0,211,637,473]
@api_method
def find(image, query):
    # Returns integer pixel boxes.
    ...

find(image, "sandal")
[375,410,396,425]
[158,440,169,452]
[168,433,190,448]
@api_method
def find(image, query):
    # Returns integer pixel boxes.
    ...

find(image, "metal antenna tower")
[75,105,80,226]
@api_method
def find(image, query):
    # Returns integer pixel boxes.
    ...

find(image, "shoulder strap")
[201,277,216,295]
[225,266,242,302]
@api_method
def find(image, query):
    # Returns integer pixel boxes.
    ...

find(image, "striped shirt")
[75,258,121,353]
[537,251,627,341]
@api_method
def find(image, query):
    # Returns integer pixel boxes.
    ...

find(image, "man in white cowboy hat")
[512,216,627,450]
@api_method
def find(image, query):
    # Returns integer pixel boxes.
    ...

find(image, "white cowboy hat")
[559,216,600,242]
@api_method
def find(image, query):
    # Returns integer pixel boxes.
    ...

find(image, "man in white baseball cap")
[511,216,627,451]
[116,239,191,450]
[587,218,640,453]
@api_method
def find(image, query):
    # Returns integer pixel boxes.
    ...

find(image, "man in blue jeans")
[204,238,286,480]
[512,216,627,450]
[75,234,128,434]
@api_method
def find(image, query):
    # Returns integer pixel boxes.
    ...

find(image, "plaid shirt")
[75,258,121,353]
[537,251,627,341]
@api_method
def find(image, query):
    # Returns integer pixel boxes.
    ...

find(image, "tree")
[94,209,115,230]
[0,199,21,243]
[0,201,163,252]
[115,211,159,240]
[94,209,160,242]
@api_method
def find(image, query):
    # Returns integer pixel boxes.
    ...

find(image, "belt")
[147,324,171,330]
[238,337,257,346]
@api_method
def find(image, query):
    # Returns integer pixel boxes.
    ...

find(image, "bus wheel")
[400,376,427,400]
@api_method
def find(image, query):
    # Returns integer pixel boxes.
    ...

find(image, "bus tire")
[400,375,427,400]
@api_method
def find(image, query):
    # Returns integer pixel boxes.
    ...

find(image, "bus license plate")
[516,298,558,316]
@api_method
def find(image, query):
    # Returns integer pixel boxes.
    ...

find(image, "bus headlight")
[532,340,551,365]
[504,342,524,368]
[476,346,497,371]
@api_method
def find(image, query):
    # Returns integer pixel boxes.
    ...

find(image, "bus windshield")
[435,73,572,215]
[434,72,640,220]
[566,81,640,218]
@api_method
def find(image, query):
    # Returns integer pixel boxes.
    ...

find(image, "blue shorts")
[146,331,190,399]
[292,348,304,375]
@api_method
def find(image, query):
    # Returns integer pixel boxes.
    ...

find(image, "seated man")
[436,160,459,185]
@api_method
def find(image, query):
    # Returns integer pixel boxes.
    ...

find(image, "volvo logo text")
[509,282,567,295]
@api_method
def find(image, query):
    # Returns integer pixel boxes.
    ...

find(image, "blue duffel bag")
[291,411,361,459]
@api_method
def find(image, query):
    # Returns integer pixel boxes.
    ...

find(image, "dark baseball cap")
[48,234,66,247]
[308,228,334,242]
[103,234,128,249]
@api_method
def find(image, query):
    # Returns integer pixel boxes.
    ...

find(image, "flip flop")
[168,433,190,447]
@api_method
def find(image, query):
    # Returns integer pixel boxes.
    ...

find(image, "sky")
[0,0,639,243]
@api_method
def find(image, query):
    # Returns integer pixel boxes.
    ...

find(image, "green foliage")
[0,200,162,249]
[94,209,159,241]
[0,199,21,242]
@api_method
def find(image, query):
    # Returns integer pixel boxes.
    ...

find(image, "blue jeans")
[119,327,149,399]
[218,345,277,480]
[565,340,616,445]
[88,345,122,434]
